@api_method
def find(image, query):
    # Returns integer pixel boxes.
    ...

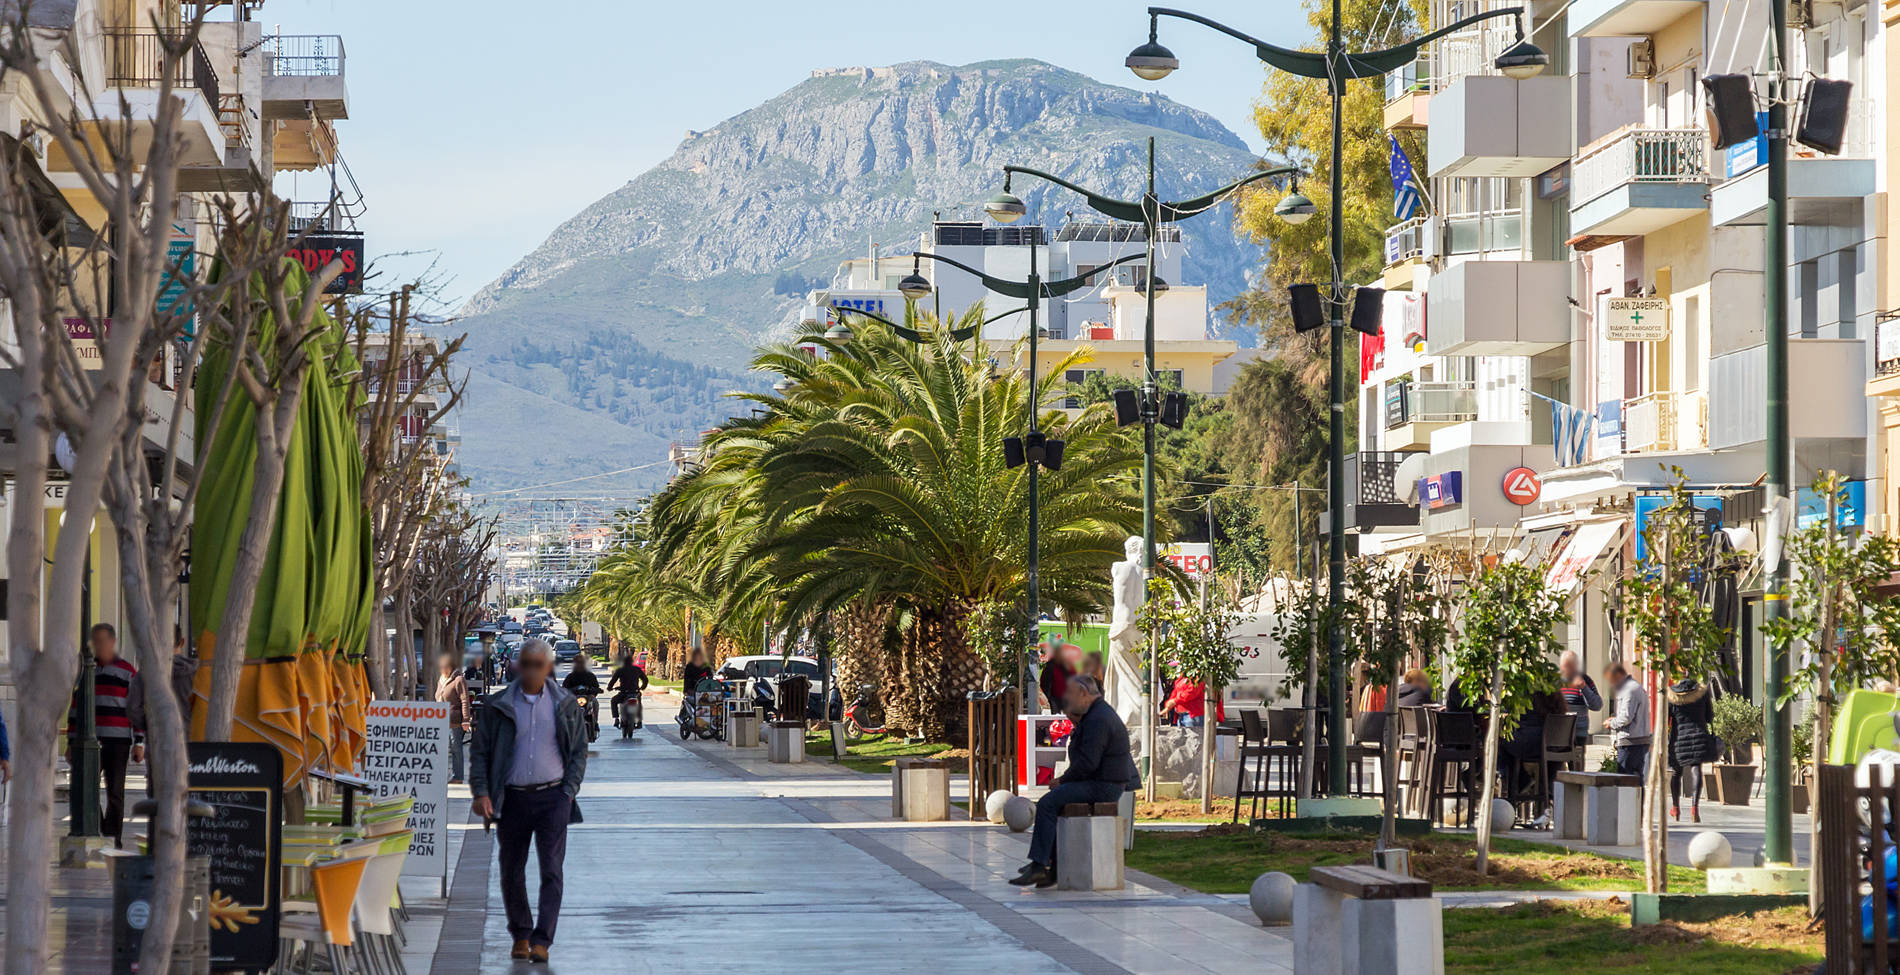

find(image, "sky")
[261,0,1308,310]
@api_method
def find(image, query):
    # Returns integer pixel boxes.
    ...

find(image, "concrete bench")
[1056,802,1124,891]
[1294,865,1440,975]
[898,759,950,822]
[766,721,804,764]
[727,706,760,749]
[1553,770,1640,846]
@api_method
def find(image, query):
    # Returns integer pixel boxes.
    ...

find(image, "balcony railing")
[1385,380,1477,429]
[1623,391,1677,453]
[1432,22,1516,91]
[1877,315,1900,377]
[264,33,346,78]
[1572,128,1709,207]
[1384,216,1428,267]
[103,28,219,105]
[1444,209,1522,255]
[1384,53,1431,103]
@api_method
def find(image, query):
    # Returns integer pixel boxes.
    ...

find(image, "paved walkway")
[430,711,1294,973]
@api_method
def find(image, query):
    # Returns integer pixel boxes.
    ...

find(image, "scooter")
[576,694,600,742]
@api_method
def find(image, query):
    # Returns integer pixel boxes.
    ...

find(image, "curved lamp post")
[993,153,1301,792]
[1131,4,1545,798]
[826,246,1147,708]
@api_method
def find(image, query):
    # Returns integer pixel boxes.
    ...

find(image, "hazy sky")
[261,0,1306,309]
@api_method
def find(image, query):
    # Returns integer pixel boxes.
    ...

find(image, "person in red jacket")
[1159,677,1225,728]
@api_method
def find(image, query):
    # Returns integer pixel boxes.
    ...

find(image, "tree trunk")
[204,442,290,740]
[4,365,55,975]
[1379,632,1402,850]
[1645,699,1669,892]
[365,602,390,699]
[1473,663,1507,875]
[118,546,191,974]
[1201,684,1217,815]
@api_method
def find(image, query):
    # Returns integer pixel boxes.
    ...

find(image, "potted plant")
[1709,694,1762,806]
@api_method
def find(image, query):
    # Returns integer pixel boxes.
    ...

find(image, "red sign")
[1502,466,1543,505]
[285,232,364,294]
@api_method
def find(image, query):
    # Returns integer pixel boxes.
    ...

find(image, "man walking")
[1009,674,1139,888]
[1558,650,1602,744]
[1604,663,1652,778]
[435,651,473,784]
[469,639,587,963]
[68,623,141,845]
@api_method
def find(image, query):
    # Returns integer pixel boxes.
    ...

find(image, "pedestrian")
[1082,650,1105,684]
[1037,641,1078,712]
[132,625,198,737]
[1603,663,1652,779]
[68,623,141,846]
[607,654,649,730]
[1396,669,1433,708]
[1558,650,1602,743]
[435,651,473,784]
[469,639,587,964]
[682,649,712,696]
[0,699,11,786]
[1009,674,1140,888]
[1159,675,1224,728]
[1666,678,1719,822]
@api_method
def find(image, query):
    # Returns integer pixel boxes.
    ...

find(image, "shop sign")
[1418,471,1463,510]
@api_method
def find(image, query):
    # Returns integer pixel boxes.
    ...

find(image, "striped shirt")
[69,657,141,743]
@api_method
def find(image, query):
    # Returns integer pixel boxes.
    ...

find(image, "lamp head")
[898,271,933,300]
[1494,38,1549,79]
[1146,276,1170,295]
[824,323,853,342]
[1275,190,1317,225]
[1126,39,1179,81]
[984,189,1027,224]
[773,378,794,393]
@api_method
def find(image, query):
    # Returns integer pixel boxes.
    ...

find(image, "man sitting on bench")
[1010,674,1140,888]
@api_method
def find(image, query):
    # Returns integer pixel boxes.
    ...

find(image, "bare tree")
[341,284,465,698]
[410,502,499,675]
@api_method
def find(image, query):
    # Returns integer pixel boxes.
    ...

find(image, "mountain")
[454,58,1268,495]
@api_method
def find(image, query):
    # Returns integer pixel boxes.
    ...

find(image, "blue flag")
[1389,135,1423,221]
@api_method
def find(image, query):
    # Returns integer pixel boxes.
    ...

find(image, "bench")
[1295,865,1439,975]
[766,720,804,764]
[1056,802,1124,890]
[1553,770,1640,846]
[894,759,950,822]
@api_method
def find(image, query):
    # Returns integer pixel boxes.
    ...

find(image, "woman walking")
[1666,678,1720,822]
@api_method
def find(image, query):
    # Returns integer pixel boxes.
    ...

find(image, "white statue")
[1108,535,1146,652]
[1105,535,1147,727]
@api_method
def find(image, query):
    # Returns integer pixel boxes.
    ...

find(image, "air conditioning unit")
[1420,216,1442,261]
[1627,38,1656,79]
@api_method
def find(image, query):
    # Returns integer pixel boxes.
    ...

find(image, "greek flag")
[1389,135,1423,221]
[1531,391,1595,468]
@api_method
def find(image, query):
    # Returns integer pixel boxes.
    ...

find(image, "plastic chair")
[1231,709,1274,822]
[1349,711,1388,797]
[351,832,413,975]
[1265,708,1309,817]
[1425,710,1480,827]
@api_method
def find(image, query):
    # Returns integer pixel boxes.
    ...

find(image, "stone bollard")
[900,759,950,822]
[728,708,760,749]
[766,721,805,764]
[1055,802,1124,891]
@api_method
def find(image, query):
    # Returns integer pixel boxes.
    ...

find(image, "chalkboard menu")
[186,742,282,972]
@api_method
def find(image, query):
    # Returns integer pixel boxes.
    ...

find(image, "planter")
[1713,763,1756,806]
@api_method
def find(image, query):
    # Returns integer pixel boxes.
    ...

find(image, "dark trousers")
[497,787,571,947]
[1027,780,1124,867]
[1616,743,1650,780]
[97,739,132,842]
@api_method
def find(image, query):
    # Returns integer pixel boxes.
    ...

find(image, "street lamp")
[1131,4,1544,797]
[996,150,1300,787]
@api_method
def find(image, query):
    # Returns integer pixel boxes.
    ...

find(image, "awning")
[1545,519,1624,597]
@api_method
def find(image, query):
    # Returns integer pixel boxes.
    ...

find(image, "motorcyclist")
[562,654,603,739]
[606,654,649,730]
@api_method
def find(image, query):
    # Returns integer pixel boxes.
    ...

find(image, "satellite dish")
[1394,453,1429,505]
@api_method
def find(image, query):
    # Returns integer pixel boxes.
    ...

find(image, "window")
[1063,368,1105,409]
[1156,369,1184,388]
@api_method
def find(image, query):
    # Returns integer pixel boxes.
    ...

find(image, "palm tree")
[649,306,1147,740]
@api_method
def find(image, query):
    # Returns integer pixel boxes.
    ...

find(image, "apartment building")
[0,0,355,671]
[1360,0,1881,702]
[804,218,1241,397]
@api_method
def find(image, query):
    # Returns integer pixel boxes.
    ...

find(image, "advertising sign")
[186,742,283,971]
[286,232,364,294]
[157,225,195,316]
[1604,297,1670,342]
[1159,541,1213,578]
[1418,471,1463,510]
[63,317,108,369]
[1633,493,1725,563]
[362,700,452,888]
[1501,466,1543,505]
[1796,479,1866,530]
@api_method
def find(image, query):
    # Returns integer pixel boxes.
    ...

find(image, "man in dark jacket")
[469,639,588,963]
[1010,674,1140,888]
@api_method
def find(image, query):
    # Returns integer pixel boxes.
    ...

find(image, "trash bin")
[111,852,210,975]
[776,675,812,723]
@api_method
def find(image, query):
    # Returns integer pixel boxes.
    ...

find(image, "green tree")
[1454,557,1567,875]
[1140,578,1244,813]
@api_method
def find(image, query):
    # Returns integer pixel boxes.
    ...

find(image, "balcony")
[1570,0,1705,37]
[1621,391,1678,453]
[1871,316,1900,398]
[78,28,225,167]
[1383,55,1430,130]
[179,92,262,192]
[1424,260,1570,356]
[1342,451,1418,531]
[1710,104,1876,227]
[1381,217,1432,290]
[1709,338,1867,448]
[1569,127,1710,237]
[1428,76,1571,178]
[261,34,349,120]
[1383,380,1478,451]
[1445,209,1522,256]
